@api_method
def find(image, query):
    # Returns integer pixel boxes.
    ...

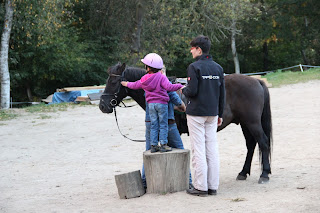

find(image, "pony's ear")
[120,63,126,72]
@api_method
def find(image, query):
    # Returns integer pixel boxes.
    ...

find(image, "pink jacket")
[127,72,183,104]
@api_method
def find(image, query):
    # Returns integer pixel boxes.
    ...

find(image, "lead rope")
[113,106,146,142]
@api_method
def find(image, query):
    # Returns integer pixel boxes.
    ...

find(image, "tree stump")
[143,148,190,194]
[114,170,145,199]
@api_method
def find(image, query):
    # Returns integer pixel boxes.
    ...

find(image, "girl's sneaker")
[150,145,159,153]
[160,144,172,152]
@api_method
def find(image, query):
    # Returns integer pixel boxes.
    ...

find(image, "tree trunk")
[263,41,269,71]
[300,16,309,65]
[300,49,309,65]
[231,20,240,74]
[0,0,14,109]
[26,82,33,101]
[131,0,144,54]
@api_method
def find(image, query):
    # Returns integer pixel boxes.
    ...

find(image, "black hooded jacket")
[182,54,225,117]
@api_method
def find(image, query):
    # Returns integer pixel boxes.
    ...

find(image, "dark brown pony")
[99,62,273,184]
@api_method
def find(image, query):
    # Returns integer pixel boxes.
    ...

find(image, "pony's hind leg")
[246,123,271,184]
[258,140,271,184]
[237,124,257,181]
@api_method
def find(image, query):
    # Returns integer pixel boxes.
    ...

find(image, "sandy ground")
[0,80,320,213]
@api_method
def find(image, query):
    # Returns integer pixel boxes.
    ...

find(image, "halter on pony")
[101,71,145,142]
[100,73,126,107]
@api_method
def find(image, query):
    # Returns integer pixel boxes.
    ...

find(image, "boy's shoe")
[208,189,217,195]
[150,145,159,153]
[159,144,172,152]
[186,187,208,197]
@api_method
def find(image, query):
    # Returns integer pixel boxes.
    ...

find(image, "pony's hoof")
[258,177,269,184]
[236,174,247,181]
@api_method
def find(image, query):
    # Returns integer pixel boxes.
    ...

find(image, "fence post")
[299,64,304,72]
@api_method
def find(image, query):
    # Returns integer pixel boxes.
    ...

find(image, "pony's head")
[99,62,128,113]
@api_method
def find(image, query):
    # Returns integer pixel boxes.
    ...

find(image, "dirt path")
[1,80,320,213]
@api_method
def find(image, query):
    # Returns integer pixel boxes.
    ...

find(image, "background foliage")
[0,0,319,101]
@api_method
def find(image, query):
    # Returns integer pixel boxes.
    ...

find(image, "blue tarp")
[50,89,102,104]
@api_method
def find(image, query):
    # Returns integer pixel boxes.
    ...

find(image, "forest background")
[0,0,319,102]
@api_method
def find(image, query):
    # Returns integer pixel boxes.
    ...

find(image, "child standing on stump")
[121,53,183,153]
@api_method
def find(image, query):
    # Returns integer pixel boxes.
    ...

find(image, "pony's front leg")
[237,124,257,180]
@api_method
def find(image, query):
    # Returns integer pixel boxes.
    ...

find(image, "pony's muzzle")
[99,100,113,113]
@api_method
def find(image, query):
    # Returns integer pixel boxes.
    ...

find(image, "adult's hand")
[177,86,185,94]
[174,102,186,112]
[217,117,223,126]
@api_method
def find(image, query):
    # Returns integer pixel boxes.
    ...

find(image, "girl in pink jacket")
[121,53,183,153]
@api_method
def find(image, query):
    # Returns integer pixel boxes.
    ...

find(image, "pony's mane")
[123,66,146,82]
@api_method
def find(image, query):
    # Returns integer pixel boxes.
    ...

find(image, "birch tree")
[212,0,256,74]
[229,1,242,74]
[131,0,144,54]
[0,0,14,109]
[194,0,257,74]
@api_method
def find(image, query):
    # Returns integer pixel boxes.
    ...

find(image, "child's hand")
[121,81,128,87]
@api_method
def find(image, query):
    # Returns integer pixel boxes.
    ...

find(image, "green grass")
[0,102,93,121]
[24,101,95,113]
[38,114,52,119]
[0,110,18,121]
[24,103,71,113]
[262,68,320,87]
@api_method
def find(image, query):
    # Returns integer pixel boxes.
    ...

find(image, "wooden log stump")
[143,148,190,194]
[114,170,145,199]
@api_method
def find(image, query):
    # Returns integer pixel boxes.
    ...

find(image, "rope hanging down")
[113,105,146,142]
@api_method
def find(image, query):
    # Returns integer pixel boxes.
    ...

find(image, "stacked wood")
[55,85,105,103]
[74,96,90,102]
[57,86,105,92]
[114,170,146,199]
[87,92,103,101]
[143,148,190,194]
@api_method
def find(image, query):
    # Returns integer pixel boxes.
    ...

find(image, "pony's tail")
[259,80,273,169]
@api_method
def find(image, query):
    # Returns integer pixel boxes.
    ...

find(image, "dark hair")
[145,65,161,73]
[190,35,211,54]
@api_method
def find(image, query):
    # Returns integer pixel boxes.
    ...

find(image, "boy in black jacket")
[182,35,225,197]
